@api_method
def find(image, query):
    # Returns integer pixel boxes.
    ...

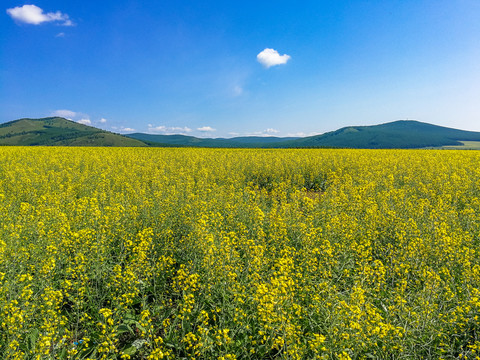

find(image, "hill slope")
[2,118,479,148]
[284,120,480,149]
[127,133,299,147]
[0,117,147,146]
[129,120,480,149]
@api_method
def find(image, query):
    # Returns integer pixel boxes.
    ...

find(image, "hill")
[129,121,480,149]
[0,117,147,146]
[2,118,480,148]
[282,120,480,149]
[127,133,298,147]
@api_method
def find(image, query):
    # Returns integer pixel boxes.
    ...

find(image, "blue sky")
[2,1,480,137]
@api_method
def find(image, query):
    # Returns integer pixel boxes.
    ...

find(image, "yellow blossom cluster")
[0,147,480,359]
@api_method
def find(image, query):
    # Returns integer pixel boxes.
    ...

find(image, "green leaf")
[27,329,40,350]
[123,346,137,356]
[116,324,134,335]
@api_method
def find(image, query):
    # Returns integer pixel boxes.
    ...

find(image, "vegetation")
[2,118,480,149]
[0,118,146,147]
[284,120,480,148]
[1,147,480,359]
[126,133,298,148]
[442,141,480,150]
[128,120,480,149]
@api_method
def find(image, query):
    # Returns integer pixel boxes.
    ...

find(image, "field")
[1,147,480,360]
[442,142,480,150]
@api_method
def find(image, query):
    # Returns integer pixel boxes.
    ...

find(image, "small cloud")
[114,126,135,133]
[7,4,74,26]
[52,110,104,127]
[241,128,281,137]
[148,125,192,135]
[287,132,307,137]
[197,126,216,132]
[232,85,243,96]
[265,128,279,134]
[257,48,291,68]
[55,32,65,38]
[287,131,322,137]
[77,119,91,125]
[52,109,76,119]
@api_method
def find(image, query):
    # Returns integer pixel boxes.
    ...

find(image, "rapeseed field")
[1,147,480,359]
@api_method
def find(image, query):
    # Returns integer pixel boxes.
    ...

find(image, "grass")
[442,141,480,150]
[0,118,147,147]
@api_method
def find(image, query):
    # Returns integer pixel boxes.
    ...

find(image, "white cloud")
[197,126,216,132]
[52,110,111,128]
[265,128,279,134]
[77,119,91,125]
[241,128,281,137]
[287,131,322,137]
[287,132,307,137]
[7,5,73,26]
[52,109,76,119]
[257,48,291,68]
[148,125,192,135]
[54,118,134,133]
[55,32,65,38]
[253,128,280,136]
[114,126,135,133]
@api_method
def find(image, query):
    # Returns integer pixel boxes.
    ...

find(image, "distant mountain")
[1,118,479,149]
[282,120,480,149]
[127,133,299,147]
[129,120,480,149]
[0,117,147,146]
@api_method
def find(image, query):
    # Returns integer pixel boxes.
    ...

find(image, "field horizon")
[2,117,480,149]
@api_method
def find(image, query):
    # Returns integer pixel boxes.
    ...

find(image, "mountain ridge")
[287,120,480,149]
[1,118,480,148]
[127,120,480,149]
[127,133,299,148]
[0,117,147,147]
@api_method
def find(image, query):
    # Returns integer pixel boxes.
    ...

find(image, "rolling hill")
[128,120,480,149]
[284,120,480,149]
[127,133,299,147]
[0,117,147,146]
[1,118,480,149]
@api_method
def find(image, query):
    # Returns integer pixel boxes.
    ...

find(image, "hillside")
[129,121,480,149]
[127,133,298,147]
[2,118,480,148]
[283,120,480,149]
[0,117,147,146]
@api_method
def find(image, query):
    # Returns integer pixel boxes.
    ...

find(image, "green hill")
[2,118,479,149]
[127,133,298,147]
[0,117,147,146]
[129,121,480,149]
[283,120,480,149]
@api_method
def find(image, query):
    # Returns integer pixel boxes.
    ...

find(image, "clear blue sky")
[2,0,480,137]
